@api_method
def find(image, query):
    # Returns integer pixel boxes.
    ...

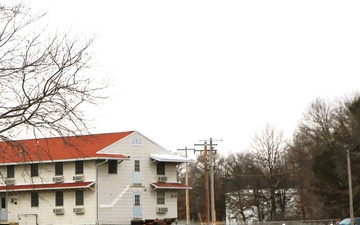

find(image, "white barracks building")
[0,131,193,225]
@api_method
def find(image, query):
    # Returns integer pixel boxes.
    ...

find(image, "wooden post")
[204,141,209,224]
[185,146,190,225]
[177,146,194,225]
[347,149,354,225]
[195,139,221,225]
[198,212,203,225]
[210,138,216,225]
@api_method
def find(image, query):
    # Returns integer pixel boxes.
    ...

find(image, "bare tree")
[0,3,107,142]
[224,152,267,222]
[287,131,323,219]
[250,124,286,221]
[299,98,336,151]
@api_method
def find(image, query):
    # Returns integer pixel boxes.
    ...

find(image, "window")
[134,160,140,172]
[31,164,38,177]
[55,162,63,176]
[134,194,141,206]
[75,190,84,206]
[75,161,83,175]
[55,191,63,206]
[31,192,39,207]
[131,137,142,146]
[157,162,165,175]
[7,165,14,178]
[1,197,5,209]
[157,190,165,205]
[108,160,117,174]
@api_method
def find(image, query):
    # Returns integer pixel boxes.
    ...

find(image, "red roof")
[0,131,134,164]
[151,182,192,190]
[0,181,95,192]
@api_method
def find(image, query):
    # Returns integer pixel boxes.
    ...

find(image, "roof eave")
[150,182,193,190]
[149,154,194,163]
[0,156,130,165]
[0,181,95,192]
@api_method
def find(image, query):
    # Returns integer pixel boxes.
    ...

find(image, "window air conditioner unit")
[53,176,64,183]
[5,178,15,186]
[157,175,167,182]
[73,175,84,182]
[53,208,64,215]
[156,207,168,214]
[73,207,85,214]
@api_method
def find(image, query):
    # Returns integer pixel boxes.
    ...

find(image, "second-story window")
[157,190,165,205]
[31,192,39,207]
[157,162,165,175]
[31,164,38,177]
[55,191,63,206]
[75,190,84,206]
[55,162,63,176]
[7,165,14,178]
[75,161,83,175]
[108,160,117,174]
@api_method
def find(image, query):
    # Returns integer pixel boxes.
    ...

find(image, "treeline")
[178,94,360,222]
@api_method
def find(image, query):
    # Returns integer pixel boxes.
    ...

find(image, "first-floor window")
[134,194,141,206]
[157,190,165,205]
[55,191,63,206]
[1,197,5,209]
[75,190,84,206]
[31,192,39,207]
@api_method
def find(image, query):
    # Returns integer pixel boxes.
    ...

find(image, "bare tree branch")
[0,3,108,141]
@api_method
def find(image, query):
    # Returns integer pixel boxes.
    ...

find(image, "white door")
[133,192,142,218]
[133,159,141,184]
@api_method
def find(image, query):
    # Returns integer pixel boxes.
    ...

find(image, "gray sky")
[26,0,360,154]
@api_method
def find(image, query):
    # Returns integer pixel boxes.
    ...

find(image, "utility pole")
[177,146,194,225]
[347,149,354,225]
[195,138,221,225]
[209,138,216,225]
[194,141,209,224]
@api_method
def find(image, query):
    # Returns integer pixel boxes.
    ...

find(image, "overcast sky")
[24,0,360,155]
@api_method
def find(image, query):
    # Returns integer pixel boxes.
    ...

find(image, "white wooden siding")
[0,132,184,225]
[0,160,96,186]
[98,133,181,224]
[6,188,96,225]
[0,160,97,225]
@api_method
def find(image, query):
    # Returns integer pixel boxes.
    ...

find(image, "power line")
[224,153,344,178]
